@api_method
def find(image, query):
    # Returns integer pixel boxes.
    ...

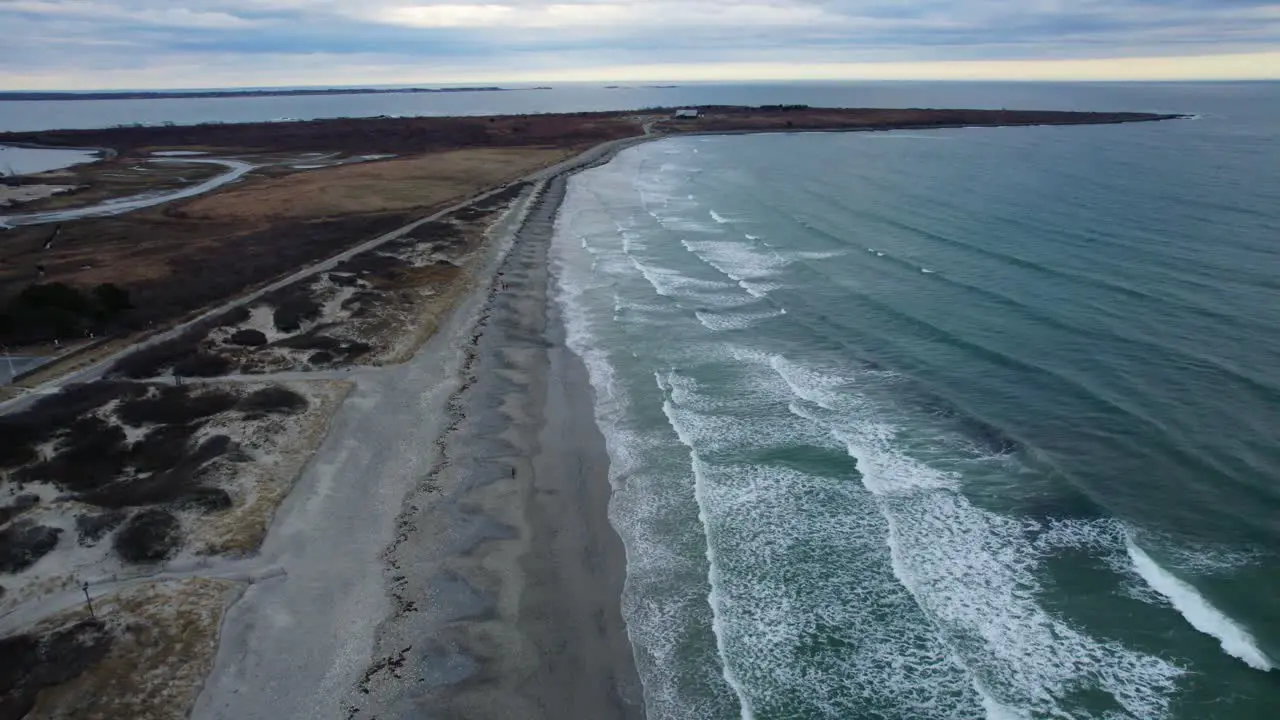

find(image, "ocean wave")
[1126,539,1273,671]
[769,355,1186,718]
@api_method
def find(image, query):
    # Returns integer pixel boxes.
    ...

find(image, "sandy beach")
[192,146,647,719]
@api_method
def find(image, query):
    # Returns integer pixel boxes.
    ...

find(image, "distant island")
[0,87,515,102]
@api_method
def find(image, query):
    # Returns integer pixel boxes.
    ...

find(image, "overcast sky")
[2,0,1278,89]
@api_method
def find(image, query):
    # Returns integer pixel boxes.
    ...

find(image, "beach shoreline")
[345,168,644,717]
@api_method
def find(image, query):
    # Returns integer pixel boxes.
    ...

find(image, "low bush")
[237,386,308,415]
[275,332,342,352]
[112,509,181,563]
[0,282,132,346]
[172,487,232,513]
[74,510,127,546]
[227,328,268,346]
[0,382,143,468]
[16,421,129,493]
[127,423,200,473]
[267,286,321,333]
[0,619,112,709]
[0,523,62,573]
[117,386,237,426]
[108,306,247,379]
[173,352,233,377]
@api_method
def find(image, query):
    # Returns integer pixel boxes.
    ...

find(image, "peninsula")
[0,87,512,102]
[0,105,1181,718]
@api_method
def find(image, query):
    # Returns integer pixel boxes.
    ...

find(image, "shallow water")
[0,144,99,174]
[550,83,1280,719]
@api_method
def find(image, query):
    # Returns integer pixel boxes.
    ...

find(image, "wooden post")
[82,581,95,619]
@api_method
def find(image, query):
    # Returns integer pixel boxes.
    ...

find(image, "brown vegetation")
[177,147,569,223]
[0,113,641,157]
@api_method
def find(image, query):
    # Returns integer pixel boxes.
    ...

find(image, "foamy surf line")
[1127,539,1273,671]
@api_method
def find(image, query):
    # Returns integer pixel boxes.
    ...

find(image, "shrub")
[127,423,199,473]
[75,510,127,546]
[227,328,268,347]
[0,282,135,345]
[113,509,181,563]
[0,382,143,468]
[0,620,112,704]
[268,287,321,333]
[108,306,247,379]
[173,352,233,377]
[117,386,237,426]
[237,386,308,415]
[0,523,62,573]
[172,487,232,513]
[275,332,342,351]
[16,418,129,493]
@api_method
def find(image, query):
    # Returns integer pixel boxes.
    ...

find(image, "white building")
[674,109,700,119]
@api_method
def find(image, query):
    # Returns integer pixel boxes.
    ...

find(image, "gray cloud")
[1,0,1278,86]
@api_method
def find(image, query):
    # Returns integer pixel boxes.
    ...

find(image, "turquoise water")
[551,86,1280,719]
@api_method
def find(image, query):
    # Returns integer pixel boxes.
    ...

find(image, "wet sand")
[347,174,643,718]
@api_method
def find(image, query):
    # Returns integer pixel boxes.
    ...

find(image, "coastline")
[346,172,644,717]
[3,111,1188,716]
[191,139,647,719]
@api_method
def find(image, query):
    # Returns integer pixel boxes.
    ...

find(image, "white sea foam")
[681,239,789,281]
[794,250,847,260]
[744,234,760,240]
[658,365,985,717]
[694,308,786,332]
[1127,539,1273,671]
[553,141,1187,720]
[710,209,731,224]
[552,163,748,719]
[768,355,1186,718]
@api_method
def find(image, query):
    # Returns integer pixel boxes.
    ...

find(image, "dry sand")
[192,140,650,720]
[347,175,643,719]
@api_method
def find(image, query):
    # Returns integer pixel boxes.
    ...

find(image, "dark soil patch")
[237,386,308,415]
[0,523,62,573]
[113,509,181,563]
[227,328,268,346]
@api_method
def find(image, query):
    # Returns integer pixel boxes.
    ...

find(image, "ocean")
[0,81,1266,132]
[549,83,1280,718]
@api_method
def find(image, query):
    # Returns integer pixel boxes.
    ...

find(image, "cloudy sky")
[2,0,1278,89]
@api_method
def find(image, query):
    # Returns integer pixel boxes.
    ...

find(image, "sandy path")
[0,158,254,227]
